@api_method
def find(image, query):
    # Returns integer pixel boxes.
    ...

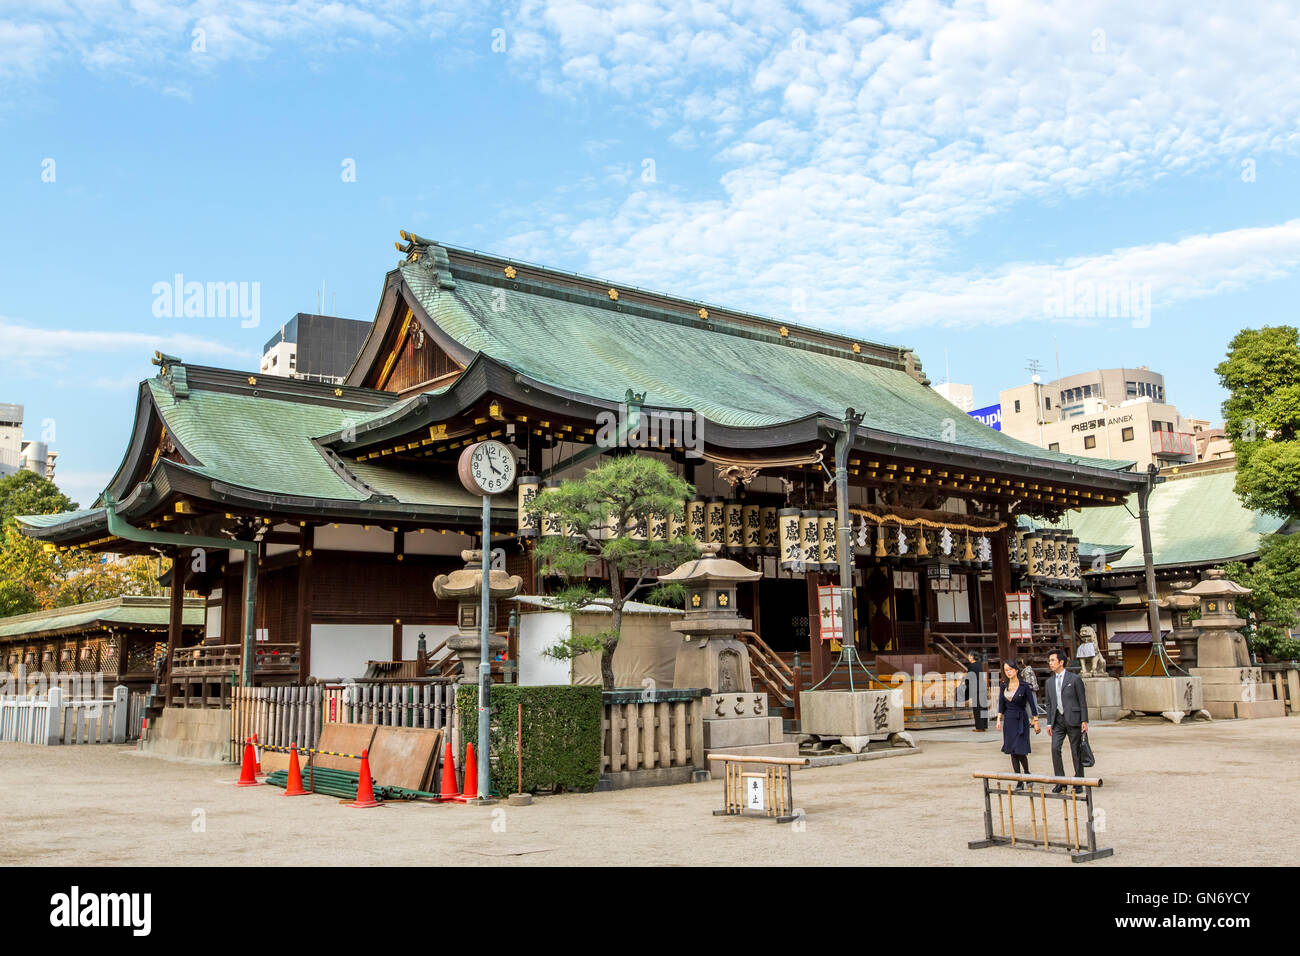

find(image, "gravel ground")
[1,715,1295,866]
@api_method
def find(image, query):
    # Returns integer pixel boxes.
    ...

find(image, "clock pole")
[478,491,491,801]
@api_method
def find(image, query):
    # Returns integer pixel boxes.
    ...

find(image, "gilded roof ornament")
[607,288,619,301]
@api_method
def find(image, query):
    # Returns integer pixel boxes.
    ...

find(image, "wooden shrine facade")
[18,234,1150,707]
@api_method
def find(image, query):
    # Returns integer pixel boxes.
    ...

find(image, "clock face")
[459,440,516,496]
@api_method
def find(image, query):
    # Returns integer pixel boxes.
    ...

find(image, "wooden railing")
[602,689,706,776]
[739,631,797,717]
[169,643,301,708]
[1261,663,1300,715]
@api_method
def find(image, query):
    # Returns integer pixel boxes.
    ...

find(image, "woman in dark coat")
[996,659,1040,787]
[965,652,988,731]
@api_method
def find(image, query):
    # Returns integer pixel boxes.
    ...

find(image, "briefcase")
[1080,731,1095,768]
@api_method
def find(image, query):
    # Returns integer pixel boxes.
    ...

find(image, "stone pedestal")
[1170,572,1282,720]
[673,636,753,694]
[700,692,797,777]
[1117,676,1210,724]
[1189,665,1285,720]
[799,689,907,753]
[1082,676,1121,721]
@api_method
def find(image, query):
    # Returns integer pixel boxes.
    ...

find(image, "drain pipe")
[104,489,260,686]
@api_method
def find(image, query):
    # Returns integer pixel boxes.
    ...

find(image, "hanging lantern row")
[521,488,799,557]
[775,508,839,573]
[1019,528,1083,589]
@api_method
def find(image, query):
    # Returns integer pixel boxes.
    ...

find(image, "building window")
[1122,427,1134,442]
[1044,396,1052,409]
[1084,435,1096,449]
[1014,400,1021,413]
[1126,381,1137,397]
[1048,442,1060,451]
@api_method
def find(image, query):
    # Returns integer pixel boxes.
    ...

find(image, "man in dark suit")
[1045,648,1088,792]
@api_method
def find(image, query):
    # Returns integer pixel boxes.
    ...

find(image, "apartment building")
[997,368,1218,470]
[0,404,58,480]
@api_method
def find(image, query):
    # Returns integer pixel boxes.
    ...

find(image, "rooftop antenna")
[1054,337,1061,383]
[1026,358,1044,384]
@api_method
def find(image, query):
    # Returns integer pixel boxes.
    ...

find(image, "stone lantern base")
[448,633,508,685]
[799,689,907,754]
[1117,676,1211,724]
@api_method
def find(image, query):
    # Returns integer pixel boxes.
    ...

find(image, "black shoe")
[1073,785,1085,794]
[1014,781,1026,790]
[1052,785,1066,793]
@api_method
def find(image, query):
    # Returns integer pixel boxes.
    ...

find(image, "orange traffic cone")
[347,749,381,808]
[235,737,263,786]
[284,742,308,796]
[252,733,264,775]
[455,743,479,802]
[437,741,460,802]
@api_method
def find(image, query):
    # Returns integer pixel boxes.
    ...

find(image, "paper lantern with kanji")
[742,504,761,553]
[817,511,838,573]
[799,511,822,572]
[778,507,803,571]
[516,475,540,538]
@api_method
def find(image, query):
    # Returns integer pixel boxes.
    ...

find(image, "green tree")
[1215,325,1300,518]
[526,455,697,690]
[0,470,165,616]
[1225,534,1300,662]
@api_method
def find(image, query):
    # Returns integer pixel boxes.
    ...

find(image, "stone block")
[1195,633,1252,669]
[702,716,782,750]
[1189,666,1261,683]
[1082,676,1121,721]
[703,692,768,720]
[1204,700,1239,720]
[1234,699,1286,719]
[1119,676,1205,722]
[799,689,903,739]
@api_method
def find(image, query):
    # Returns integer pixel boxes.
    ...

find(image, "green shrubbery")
[456,684,603,794]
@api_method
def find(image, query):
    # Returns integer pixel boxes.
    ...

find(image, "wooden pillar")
[393,620,403,661]
[297,526,313,684]
[165,548,188,688]
[991,527,1012,663]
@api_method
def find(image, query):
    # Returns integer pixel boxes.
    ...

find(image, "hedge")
[456,684,604,794]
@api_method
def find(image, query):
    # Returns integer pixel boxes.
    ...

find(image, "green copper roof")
[149,380,487,509]
[0,596,204,641]
[402,260,1134,472]
[1038,469,1288,570]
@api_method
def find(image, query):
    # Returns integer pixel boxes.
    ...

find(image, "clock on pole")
[457,439,516,805]
[457,439,517,497]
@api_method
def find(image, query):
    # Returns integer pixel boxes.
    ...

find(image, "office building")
[261,314,371,384]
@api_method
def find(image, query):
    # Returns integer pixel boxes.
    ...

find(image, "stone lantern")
[659,543,761,693]
[659,543,796,772]
[432,550,523,684]
[1180,569,1282,719]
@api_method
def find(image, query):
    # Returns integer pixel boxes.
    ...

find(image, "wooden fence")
[602,691,706,774]
[231,682,458,762]
[230,686,324,761]
[323,682,458,731]
[0,686,135,745]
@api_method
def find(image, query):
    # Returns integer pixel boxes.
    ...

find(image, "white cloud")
[495,1,1300,331]
[0,318,253,361]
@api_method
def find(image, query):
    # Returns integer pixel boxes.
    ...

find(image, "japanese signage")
[817,584,845,642]
[1007,592,1032,641]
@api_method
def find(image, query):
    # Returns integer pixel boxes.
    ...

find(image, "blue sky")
[2,1,1298,507]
